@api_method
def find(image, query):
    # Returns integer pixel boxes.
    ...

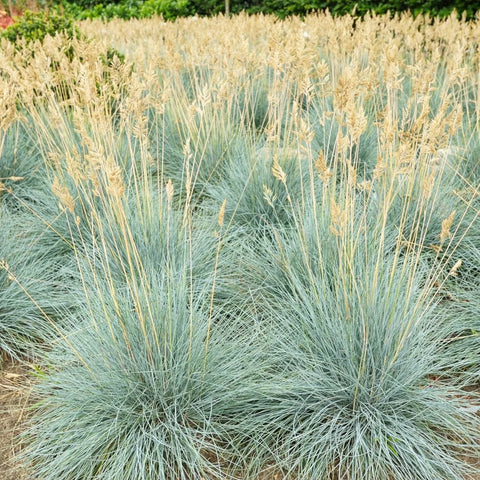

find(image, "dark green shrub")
[238,0,480,19]
[61,0,480,21]
[0,10,80,44]
[62,0,192,20]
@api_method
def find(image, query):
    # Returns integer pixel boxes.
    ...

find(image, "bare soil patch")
[0,357,31,480]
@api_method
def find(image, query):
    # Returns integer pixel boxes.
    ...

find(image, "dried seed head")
[373,156,386,180]
[330,225,341,236]
[263,184,276,207]
[336,130,350,154]
[298,118,314,144]
[106,165,125,199]
[52,177,76,214]
[314,151,333,183]
[330,197,347,232]
[345,101,367,142]
[422,171,436,200]
[440,210,455,244]
[218,199,227,228]
[166,179,174,204]
[272,157,287,183]
[347,162,357,188]
[334,74,351,111]
[448,259,462,277]
[183,138,192,160]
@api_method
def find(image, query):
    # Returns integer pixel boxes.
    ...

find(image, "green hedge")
[62,0,192,18]
[0,10,80,44]
[57,0,480,22]
[240,0,480,19]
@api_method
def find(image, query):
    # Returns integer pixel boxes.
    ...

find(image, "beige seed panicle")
[422,171,436,200]
[272,157,287,183]
[448,259,462,277]
[106,165,125,199]
[330,197,347,236]
[263,184,277,207]
[166,179,174,204]
[440,211,455,244]
[345,100,367,142]
[52,177,76,214]
[218,199,227,228]
[315,151,333,183]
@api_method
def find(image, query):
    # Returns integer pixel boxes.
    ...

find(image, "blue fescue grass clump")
[23,275,258,480]
[22,181,268,479]
[435,245,480,385]
[0,205,71,363]
[205,141,317,234]
[259,283,480,479]
[208,158,480,478]
[232,205,480,479]
[0,118,78,364]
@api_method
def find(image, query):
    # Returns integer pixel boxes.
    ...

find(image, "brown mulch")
[0,356,31,480]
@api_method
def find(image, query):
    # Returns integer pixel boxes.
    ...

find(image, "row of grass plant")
[1,12,480,479]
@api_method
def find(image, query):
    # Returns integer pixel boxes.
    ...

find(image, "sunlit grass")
[0,10,479,479]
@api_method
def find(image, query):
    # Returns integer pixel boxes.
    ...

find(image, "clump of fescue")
[23,274,259,480]
[230,191,480,479]
[22,172,268,479]
[435,244,480,385]
[0,205,71,363]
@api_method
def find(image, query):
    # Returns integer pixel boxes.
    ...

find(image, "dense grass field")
[1,11,480,479]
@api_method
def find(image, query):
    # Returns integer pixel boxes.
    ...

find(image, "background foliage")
[2,0,476,21]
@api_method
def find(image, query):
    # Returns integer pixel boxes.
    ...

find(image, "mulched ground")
[0,356,30,480]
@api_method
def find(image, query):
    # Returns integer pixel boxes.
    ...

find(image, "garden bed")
[0,358,30,480]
